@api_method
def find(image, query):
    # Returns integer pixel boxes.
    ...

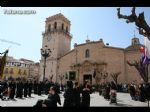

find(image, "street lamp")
[59,74,64,86]
[59,74,64,91]
[40,45,51,82]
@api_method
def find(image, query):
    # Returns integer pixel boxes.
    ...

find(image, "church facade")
[40,13,149,85]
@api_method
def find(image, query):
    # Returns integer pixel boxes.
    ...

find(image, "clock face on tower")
[47,35,52,41]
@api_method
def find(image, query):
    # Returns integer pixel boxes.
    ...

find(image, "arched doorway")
[83,74,92,84]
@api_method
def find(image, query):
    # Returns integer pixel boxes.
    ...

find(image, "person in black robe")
[7,81,12,100]
[19,81,23,98]
[44,81,50,95]
[0,80,7,100]
[42,99,53,107]
[9,80,16,100]
[28,80,33,97]
[23,81,28,98]
[47,86,61,107]
[0,81,3,100]
[105,82,111,100]
[37,81,42,96]
[145,83,150,102]
[33,99,44,107]
[81,81,91,107]
[63,80,74,107]
[73,81,81,107]
[33,81,38,94]
[15,81,19,98]
[129,83,136,100]
[16,80,23,99]
[33,99,53,107]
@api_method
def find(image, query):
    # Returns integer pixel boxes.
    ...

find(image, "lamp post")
[40,45,51,82]
[59,74,64,86]
[59,74,64,91]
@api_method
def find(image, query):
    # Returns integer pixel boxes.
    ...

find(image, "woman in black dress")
[47,86,61,107]
[63,80,74,107]
[81,81,91,107]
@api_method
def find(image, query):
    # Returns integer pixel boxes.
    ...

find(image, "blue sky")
[0,7,150,62]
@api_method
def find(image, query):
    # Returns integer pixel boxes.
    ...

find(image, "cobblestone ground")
[0,92,148,107]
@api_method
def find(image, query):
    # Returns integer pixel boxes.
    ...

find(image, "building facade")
[1,57,40,81]
[40,13,150,85]
[2,57,29,80]
[19,58,40,81]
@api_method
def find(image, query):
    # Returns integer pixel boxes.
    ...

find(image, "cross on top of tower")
[86,35,90,43]
[87,35,89,40]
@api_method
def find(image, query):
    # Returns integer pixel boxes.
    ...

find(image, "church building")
[40,13,149,85]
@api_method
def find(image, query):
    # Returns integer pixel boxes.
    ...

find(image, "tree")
[49,75,53,82]
[117,8,150,106]
[117,7,150,83]
[117,7,150,40]
[110,72,121,85]
[127,60,148,83]
[94,71,103,85]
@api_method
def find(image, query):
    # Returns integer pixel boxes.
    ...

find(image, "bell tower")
[131,37,140,45]
[40,13,72,82]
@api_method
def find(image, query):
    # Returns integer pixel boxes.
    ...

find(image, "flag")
[140,46,145,66]
[0,49,9,78]
[143,37,150,64]
[93,69,96,78]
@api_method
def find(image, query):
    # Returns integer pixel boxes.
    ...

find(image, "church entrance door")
[83,74,92,84]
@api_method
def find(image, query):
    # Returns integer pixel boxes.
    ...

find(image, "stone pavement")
[0,92,148,107]
[90,92,148,107]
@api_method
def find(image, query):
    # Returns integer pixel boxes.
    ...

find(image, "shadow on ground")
[114,103,132,107]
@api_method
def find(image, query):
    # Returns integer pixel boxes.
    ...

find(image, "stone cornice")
[76,40,104,47]
[46,13,70,25]
[42,29,72,39]
[104,46,124,50]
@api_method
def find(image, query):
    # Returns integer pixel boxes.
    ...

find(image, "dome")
[125,37,144,51]
[125,44,144,51]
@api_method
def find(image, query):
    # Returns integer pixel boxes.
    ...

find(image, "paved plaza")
[0,92,148,107]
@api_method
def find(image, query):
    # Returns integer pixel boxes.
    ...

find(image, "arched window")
[66,26,68,32]
[48,24,51,32]
[85,49,90,58]
[54,22,57,30]
[62,23,64,30]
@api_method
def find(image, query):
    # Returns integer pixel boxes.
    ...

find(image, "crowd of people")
[1,78,150,107]
[129,83,150,102]
[97,82,150,103]
[34,80,92,107]
[0,79,61,101]
[0,79,93,107]
[98,81,117,101]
